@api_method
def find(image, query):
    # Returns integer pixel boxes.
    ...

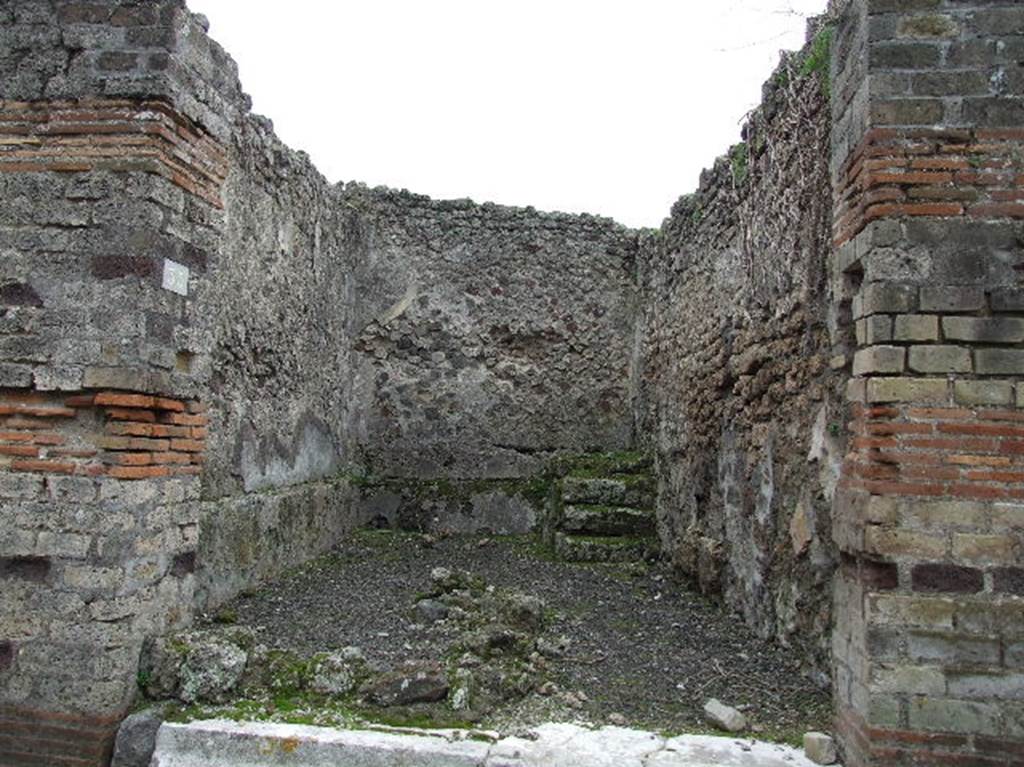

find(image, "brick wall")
[0,389,207,479]
[835,126,1024,249]
[0,707,122,767]
[831,1,1024,764]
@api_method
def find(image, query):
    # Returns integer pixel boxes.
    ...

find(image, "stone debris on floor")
[174,532,831,736]
[703,698,748,733]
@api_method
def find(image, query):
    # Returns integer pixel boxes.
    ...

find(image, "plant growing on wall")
[800,25,835,98]
[730,143,750,186]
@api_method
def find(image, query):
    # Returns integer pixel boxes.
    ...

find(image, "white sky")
[187,1,827,228]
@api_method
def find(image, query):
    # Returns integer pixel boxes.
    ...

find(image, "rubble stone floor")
[201,530,830,743]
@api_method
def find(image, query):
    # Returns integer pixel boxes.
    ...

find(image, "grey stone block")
[151,720,821,767]
[112,709,165,767]
[954,380,1014,407]
[969,7,1024,37]
[703,699,748,733]
[897,14,958,40]
[869,42,942,70]
[32,365,84,391]
[894,314,938,342]
[908,345,971,374]
[859,282,917,317]
[870,98,944,125]
[908,697,1000,735]
[991,287,1024,313]
[976,349,1024,376]
[867,377,948,404]
[863,315,894,344]
[943,317,1024,344]
[854,346,906,376]
[919,286,986,313]
[0,474,45,500]
[911,71,989,98]
[803,732,837,765]
[0,363,33,387]
[963,97,1024,127]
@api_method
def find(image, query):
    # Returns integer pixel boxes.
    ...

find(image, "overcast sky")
[187,1,827,228]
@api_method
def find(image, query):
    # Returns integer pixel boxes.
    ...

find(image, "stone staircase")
[547,453,659,563]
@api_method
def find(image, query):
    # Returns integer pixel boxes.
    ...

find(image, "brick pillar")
[0,8,227,761]
[0,391,209,766]
[831,1,1024,764]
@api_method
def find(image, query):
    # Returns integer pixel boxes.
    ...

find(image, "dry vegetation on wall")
[738,29,834,309]
[640,20,845,673]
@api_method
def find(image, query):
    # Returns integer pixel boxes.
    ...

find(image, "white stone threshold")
[151,719,832,766]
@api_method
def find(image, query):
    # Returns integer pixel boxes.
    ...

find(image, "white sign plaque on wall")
[162,258,189,296]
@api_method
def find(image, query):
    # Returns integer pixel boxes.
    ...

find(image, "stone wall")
[347,186,640,532]
[0,2,644,763]
[189,108,363,609]
[0,2,364,762]
[830,1,1024,764]
[638,26,844,670]
[348,188,639,480]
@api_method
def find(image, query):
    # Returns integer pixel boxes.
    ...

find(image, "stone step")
[561,504,656,537]
[582,453,652,475]
[151,719,823,767]
[561,475,655,508]
[551,451,653,478]
[554,533,655,564]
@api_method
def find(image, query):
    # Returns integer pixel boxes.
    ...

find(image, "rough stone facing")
[637,27,841,666]
[347,187,638,481]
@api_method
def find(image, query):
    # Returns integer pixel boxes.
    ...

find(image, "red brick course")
[0,99,227,208]
[845,404,1024,501]
[836,707,1024,767]
[0,388,206,480]
[834,128,1024,246]
[0,706,120,767]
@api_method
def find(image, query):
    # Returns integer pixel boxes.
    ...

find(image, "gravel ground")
[206,530,831,739]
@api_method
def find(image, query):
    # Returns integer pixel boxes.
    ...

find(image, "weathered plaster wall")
[190,111,364,608]
[638,29,845,670]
